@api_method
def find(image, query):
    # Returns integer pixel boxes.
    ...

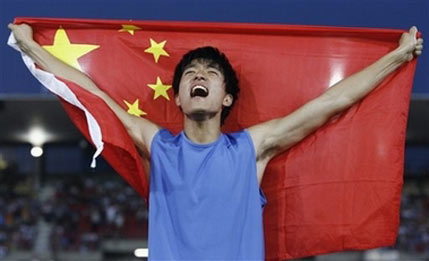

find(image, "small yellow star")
[147,77,172,100]
[123,99,147,117]
[42,28,99,72]
[118,24,141,35]
[144,38,169,63]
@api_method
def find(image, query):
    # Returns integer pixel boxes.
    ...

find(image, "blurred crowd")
[0,161,428,257]
[396,179,429,254]
[0,162,148,257]
[46,176,148,252]
[0,162,40,258]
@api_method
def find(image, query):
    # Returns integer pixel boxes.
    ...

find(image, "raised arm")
[249,26,423,182]
[8,23,160,160]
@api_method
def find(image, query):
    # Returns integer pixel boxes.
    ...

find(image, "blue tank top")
[148,129,266,260]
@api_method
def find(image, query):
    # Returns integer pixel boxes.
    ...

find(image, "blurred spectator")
[395,179,429,254]
[49,176,148,251]
[0,161,40,254]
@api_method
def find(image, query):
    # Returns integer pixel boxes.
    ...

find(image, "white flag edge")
[7,32,104,168]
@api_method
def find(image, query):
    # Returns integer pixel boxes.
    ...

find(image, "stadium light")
[134,248,148,258]
[30,146,43,158]
[28,126,49,146]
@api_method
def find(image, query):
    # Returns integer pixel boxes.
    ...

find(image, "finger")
[415,45,423,50]
[410,26,418,36]
[8,23,14,30]
[415,50,422,56]
[417,38,423,44]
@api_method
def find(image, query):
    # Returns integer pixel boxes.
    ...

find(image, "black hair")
[172,46,239,125]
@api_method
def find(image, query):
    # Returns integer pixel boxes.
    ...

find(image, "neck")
[183,111,222,144]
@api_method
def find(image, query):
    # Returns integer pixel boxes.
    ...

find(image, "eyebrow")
[183,61,222,72]
[183,64,197,71]
[207,62,222,71]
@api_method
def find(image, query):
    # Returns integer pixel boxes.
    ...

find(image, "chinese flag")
[10,17,417,260]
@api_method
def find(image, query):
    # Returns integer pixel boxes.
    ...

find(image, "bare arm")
[249,26,423,181]
[8,23,160,160]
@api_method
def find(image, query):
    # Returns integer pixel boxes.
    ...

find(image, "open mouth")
[190,85,209,98]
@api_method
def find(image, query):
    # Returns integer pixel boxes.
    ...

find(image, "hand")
[397,26,424,62]
[8,23,35,51]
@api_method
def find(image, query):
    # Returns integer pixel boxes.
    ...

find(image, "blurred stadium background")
[0,0,428,260]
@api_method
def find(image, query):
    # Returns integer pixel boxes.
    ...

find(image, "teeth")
[192,85,207,92]
[191,85,209,97]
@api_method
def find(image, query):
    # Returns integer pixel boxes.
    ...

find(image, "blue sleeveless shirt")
[148,129,266,260]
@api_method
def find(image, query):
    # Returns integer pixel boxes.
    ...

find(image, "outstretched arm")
[249,26,423,182]
[8,23,160,161]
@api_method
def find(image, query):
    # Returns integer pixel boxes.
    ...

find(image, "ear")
[175,95,181,106]
[222,94,233,107]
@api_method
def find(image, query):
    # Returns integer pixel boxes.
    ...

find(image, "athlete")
[9,23,423,260]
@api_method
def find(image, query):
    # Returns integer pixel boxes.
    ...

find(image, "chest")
[152,142,256,202]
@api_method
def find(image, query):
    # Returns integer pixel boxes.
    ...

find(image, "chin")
[186,109,219,121]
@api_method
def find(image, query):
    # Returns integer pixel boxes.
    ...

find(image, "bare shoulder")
[247,121,268,152]
[247,119,280,161]
[247,122,279,185]
[130,117,162,158]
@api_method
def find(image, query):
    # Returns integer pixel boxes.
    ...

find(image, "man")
[9,23,423,260]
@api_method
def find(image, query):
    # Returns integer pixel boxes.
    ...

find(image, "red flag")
[9,17,417,260]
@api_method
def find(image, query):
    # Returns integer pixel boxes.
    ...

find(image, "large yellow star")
[42,28,99,72]
[144,38,169,63]
[123,99,147,117]
[118,24,141,35]
[147,77,172,100]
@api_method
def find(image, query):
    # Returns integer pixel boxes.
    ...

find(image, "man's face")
[175,59,233,120]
